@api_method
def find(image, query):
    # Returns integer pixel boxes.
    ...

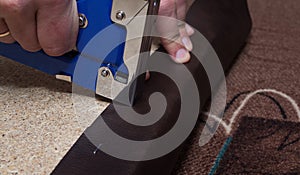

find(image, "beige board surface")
[0,56,109,174]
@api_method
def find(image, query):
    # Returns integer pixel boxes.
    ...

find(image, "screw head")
[116,11,126,20]
[79,14,88,28]
[101,69,110,77]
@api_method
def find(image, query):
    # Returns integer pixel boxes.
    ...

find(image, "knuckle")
[159,0,175,16]
[1,0,26,14]
[22,45,41,53]
[39,30,77,56]
[43,46,70,56]
[161,38,182,52]
[159,0,173,10]
[41,0,67,8]
[0,38,15,44]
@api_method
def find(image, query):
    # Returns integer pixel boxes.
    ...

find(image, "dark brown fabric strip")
[52,0,252,174]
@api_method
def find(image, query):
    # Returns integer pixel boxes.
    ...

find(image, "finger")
[145,70,150,80]
[160,33,191,63]
[3,3,41,52]
[158,0,191,63]
[179,23,193,51]
[36,0,78,56]
[175,0,188,20]
[157,20,192,63]
[0,18,15,43]
[185,23,195,36]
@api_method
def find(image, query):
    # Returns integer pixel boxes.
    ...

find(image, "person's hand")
[0,0,194,60]
[0,0,78,56]
[157,0,195,63]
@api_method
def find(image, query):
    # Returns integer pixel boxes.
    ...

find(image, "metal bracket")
[96,0,156,104]
[111,0,149,25]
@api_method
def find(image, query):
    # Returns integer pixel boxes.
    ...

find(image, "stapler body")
[0,0,160,104]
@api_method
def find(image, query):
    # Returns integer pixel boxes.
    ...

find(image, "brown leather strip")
[52,0,252,174]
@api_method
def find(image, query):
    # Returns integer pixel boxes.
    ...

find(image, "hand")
[157,0,195,63]
[0,0,78,56]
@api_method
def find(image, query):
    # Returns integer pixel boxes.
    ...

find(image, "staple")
[93,143,102,155]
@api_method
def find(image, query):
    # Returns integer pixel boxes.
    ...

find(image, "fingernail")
[175,48,190,63]
[145,71,150,80]
[182,37,193,51]
[185,24,195,36]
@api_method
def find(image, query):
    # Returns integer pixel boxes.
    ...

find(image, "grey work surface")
[0,57,109,174]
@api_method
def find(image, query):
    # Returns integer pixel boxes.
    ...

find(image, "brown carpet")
[173,0,300,174]
[216,117,300,174]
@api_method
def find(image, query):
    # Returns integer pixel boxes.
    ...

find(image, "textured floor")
[0,57,109,174]
[216,117,300,174]
[174,0,300,174]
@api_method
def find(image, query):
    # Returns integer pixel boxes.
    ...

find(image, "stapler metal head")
[0,0,160,105]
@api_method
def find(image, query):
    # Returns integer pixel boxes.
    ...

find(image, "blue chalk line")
[208,136,233,175]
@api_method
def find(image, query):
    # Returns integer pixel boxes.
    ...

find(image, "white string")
[204,89,300,135]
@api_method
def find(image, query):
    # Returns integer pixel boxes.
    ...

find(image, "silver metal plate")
[111,0,149,25]
[96,0,152,104]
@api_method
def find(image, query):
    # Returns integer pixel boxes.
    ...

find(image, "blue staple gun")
[0,0,160,105]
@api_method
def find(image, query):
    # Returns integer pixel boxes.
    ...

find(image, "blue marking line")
[208,136,233,175]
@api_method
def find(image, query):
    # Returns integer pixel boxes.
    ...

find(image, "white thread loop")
[205,89,300,135]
